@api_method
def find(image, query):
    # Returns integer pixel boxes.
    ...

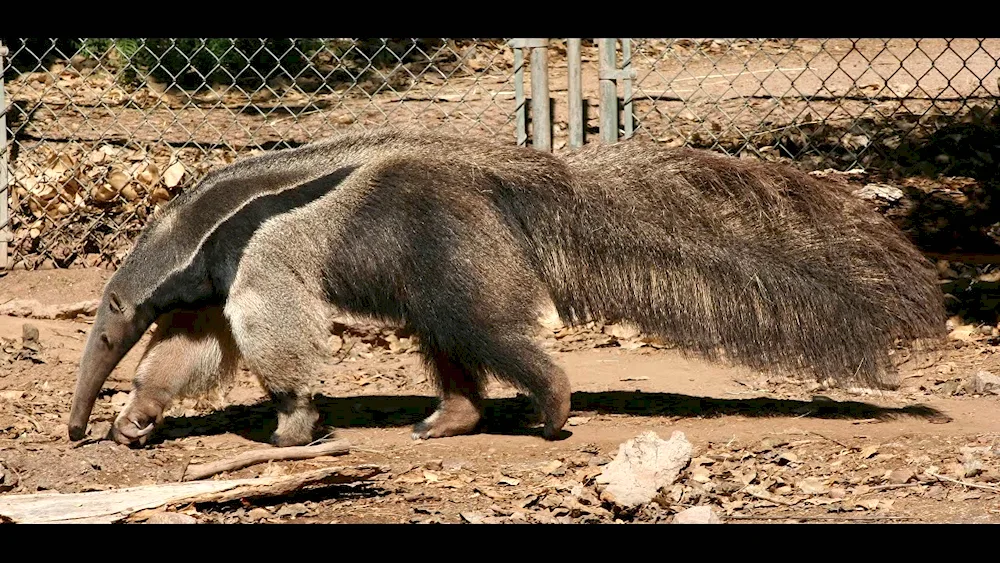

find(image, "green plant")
[81,38,324,89]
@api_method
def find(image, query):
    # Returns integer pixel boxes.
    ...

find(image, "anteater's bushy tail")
[511,141,945,387]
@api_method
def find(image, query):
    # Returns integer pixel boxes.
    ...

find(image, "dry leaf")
[93,184,117,203]
[690,467,712,483]
[137,163,160,187]
[539,461,563,475]
[778,452,799,464]
[150,187,171,203]
[163,161,186,188]
[859,445,879,459]
[855,499,880,510]
[797,477,829,495]
[107,170,129,191]
[497,475,520,486]
[121,186,139,202]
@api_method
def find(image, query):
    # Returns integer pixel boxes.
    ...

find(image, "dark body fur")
[68,129,946,447]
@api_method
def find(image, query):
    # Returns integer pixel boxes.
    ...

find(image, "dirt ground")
[2,268,1000,524]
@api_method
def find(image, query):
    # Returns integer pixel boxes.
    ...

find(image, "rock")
[595,431,693,509]
[0,390,25,401]
[887,468,915,485]
[945,462,966,478]
[939,379,963,396]
[143,511,198,524]
[970,370,1000,395]
[948,325,978,342]
[460,512,486,524]
[247,508,271,522]
[672,505,722,524]
[327,334,343,354]
[21,324,40,345]
[567,416,591,426]
[753,437,787,453]
[423,459,444,471]
[960,448,985,478]
[275,503,308,518]
[588,455,612,467]
[603,323,641,340]
[480,516,508,524]
[387,334,411,353]
[963,458,983,478]
[852,183,903,202]
[562,453,593,468]
[0,462,13,493]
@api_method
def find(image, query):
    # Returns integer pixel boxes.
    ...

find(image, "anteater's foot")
[110,392,163,448]
[271,396,320,447]
[411,395,482,440]
[539,378,571,441]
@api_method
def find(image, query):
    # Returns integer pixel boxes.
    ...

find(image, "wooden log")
[0,465,385,524]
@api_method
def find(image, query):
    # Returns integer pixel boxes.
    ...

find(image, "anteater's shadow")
[149,391,949,446]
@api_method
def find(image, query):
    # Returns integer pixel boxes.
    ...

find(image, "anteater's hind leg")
[412,322,571,441]
[224,265,326,447]
[412,350,485,439]
[111,306,240,446]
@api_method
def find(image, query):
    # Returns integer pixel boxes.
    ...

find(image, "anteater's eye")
[109,293,124,314]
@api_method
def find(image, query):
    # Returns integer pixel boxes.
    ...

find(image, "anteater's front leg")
[224,266,326,447]
[112,307,239,446]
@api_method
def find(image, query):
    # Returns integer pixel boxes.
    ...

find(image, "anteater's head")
[67,273,160,441]
[66,209,214,442]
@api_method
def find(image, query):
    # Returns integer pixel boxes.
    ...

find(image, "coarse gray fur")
[69,128,946,447]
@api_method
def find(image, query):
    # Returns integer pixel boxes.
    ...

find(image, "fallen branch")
[857,482,927,494]
[182,440,351,482]
[0,465,385,524]
[927,471,1000,493]
[725,514,917,522]
[806,431,857,452]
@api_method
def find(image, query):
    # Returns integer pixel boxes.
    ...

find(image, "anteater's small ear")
[109,292,125,314]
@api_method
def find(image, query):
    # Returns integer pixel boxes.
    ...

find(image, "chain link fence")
[0,38,519,270]
[3,38,1000,271]
[620,39,1000,171]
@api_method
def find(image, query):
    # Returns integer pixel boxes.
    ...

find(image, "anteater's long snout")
[67,314,141,441]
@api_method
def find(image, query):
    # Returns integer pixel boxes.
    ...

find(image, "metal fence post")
[0,41,9,270]
[621,38,634,139]
[598,38,618,144]
[567,39,583,149]
[511,41,528,146]
[528,39,551,151]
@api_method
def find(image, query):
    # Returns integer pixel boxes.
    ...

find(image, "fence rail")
[3,38,999,270]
